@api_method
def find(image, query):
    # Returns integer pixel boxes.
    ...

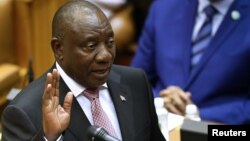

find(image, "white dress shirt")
[55,62,122,140]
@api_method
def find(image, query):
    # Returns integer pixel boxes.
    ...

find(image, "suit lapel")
[107,70,134,141]
[185,1,247,89]
[67,97,91,140]
[59,78,91,140]
[182,0,199,83]
[58,68,135,140]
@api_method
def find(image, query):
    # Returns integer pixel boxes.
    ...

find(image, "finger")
[159,87,172,97]
[52,69,60,109]
[43,83,52,107]
[63,92,73,115]
[168,105,183,115]
[52,69,59,96]
[45,72,53,89]
[159,89,167,97]
[162,97,182,115]
[179,91,192,104]
[174,91,195,114]
[164,86,188,109]
[160,86,187,113]
[55,69,60,97]
[186,92,191,97]
[160,88,183,107]
[164,98,183,115]
[161,91,185,115]
[159,85,181,97]
[171,94,186,114]
[184,92,192,104]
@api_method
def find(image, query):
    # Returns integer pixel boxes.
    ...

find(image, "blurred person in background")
[131,0,250,124]
[90,0,152,65]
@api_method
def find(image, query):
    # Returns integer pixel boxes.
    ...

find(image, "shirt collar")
[198,0,234,16]
[55,62,108,97]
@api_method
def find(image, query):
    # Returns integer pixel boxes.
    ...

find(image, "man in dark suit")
[131,0,250,124]
[1,0,166,140]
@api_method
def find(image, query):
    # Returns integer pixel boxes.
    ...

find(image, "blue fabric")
[131,0,250,124]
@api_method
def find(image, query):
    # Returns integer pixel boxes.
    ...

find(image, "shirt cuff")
[44,135,62,141]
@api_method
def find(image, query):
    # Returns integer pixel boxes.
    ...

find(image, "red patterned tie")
[83,88,117,137]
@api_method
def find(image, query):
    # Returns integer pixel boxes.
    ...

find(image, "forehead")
[70,8,112,33]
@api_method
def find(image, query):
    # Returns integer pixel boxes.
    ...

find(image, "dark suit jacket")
[131,0,250,124]
[1,65,166,141]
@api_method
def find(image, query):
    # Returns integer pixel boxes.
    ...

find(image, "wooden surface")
[0,0,14,64]
[0,64,20,91]
[169,126,181,141]
[13,0,69,78]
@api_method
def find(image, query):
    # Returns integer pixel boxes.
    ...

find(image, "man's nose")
[96,45,113,63]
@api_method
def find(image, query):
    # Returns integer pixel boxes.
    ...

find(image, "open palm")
[42,69,73,140]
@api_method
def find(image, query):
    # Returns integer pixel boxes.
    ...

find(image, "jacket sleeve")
[141,70,167,141]
[1,105,44,141]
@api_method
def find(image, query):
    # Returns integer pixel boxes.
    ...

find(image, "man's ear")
[51,37,63,61]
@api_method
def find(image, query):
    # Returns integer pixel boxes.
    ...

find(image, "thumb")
[63,92,73,114]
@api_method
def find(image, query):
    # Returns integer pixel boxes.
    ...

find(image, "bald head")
[52,0,108,39]
[50,0,115,88]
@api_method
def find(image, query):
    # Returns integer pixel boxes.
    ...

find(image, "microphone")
[87,125,121,141]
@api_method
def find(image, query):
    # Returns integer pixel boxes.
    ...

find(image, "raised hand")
[42,69,73,140]
[160,86,192,115]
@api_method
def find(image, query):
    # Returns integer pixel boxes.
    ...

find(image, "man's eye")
[87,43,97,49]
[109,40,114,44]
[107,38,115,46]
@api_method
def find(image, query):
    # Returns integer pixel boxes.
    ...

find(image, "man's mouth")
[92,68,110,78]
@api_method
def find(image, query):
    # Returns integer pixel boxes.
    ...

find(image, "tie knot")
[204,5,217,19]
[83,88,99,101]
